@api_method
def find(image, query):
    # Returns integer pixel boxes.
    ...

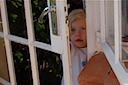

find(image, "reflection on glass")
[0,38,10,83]
[105,1,115,52]
[36,48,63,85]
[121,0,128,70]
[11,42,33,85]
[0,9,3,32]
[31,0,51,44]
[6,0,28,38]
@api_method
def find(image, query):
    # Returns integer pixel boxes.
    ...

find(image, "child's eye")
[80,27,86,31]
[71,28,76,32]
[82,27,86,30]
[80,28,86,32]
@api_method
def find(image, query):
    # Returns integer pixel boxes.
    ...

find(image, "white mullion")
[24,1,40,85]
[100,0,105,43]
[31,41,51,52]
[86,1,96,60]
[114,0,120,63]
[118,0,122,62]
[1,0,17,85]
[6,35,28,45]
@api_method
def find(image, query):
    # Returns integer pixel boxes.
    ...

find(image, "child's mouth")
[76,39,83,42]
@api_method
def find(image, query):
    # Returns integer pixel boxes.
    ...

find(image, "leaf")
[11,1,18,8]
[17,2,22,7]
[10,13,18,20]
[35,22,45,31]
[15,51,23,58]
[18,0,22,3]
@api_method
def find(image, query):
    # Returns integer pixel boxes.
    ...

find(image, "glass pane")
[105,1,115,52]
[31,0,51,44]
[11,42,33,85]
[121,0,128,70]
[6,0,28,38]
[36,48,63,85]
[0,9,3,32]
[0,38,10,83]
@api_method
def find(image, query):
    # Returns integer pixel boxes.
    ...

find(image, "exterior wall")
[0,38,9,82]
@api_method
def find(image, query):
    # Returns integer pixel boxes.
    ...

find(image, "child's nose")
[76,30,81,35]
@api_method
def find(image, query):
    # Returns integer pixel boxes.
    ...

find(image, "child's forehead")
[71,20,86,27]
[72,18,86,23]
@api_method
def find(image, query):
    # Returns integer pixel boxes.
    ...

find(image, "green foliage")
[6,0,27,38]
[33,0,38,7]
[35,21,45,31]
[50,0,56,5]
[10,13,18,22]
[31,0,51,44]
[10,0,22,8]
[15,51,23,63]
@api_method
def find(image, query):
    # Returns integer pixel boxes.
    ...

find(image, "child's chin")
[76,45,86,48]
[78,46,86,48]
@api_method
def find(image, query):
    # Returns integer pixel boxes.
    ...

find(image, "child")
[62,9,87,85]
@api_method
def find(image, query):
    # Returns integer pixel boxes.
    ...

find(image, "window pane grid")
[114,0,120,63]
[6,0,28,38]
[6,35,28,45]
[1,0,69,85]
[24,1,40,85]
[1,0,17,85]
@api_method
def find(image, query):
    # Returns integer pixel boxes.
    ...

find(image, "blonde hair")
[68,9,86,30]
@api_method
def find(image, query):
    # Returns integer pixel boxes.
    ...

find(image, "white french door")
[0,0,72,85]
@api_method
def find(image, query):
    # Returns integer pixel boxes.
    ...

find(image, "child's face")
[70,18,87,48]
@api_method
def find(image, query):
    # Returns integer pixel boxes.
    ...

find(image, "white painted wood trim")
[47,0,63,54]
[24,1,40,85]
[56,1,72,85]
[100,0,105,43]
[6,35,28,45]
[1,0,17,85]
[86,1,96,61]
[114,0,120,64]
[118,0,122,62]
[0,33,59,54]
[31,41,51,52]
